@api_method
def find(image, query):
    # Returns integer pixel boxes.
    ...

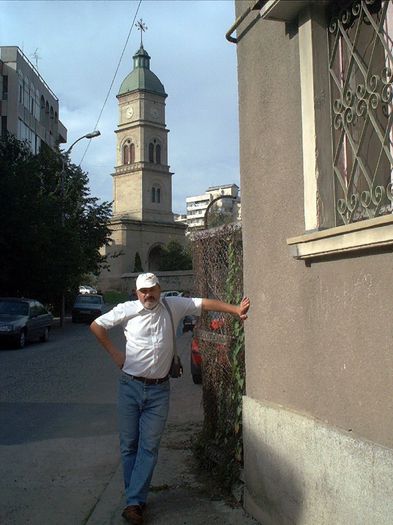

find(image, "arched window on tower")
[123,143,130,165]
[130,143,135,163]
[156,144,161,164]
[123,140,135,165]
[149,140,161,164]
[151,185,161,204]
[149,143,154,163]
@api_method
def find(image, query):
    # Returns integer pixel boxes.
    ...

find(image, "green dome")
[118,45,166,96]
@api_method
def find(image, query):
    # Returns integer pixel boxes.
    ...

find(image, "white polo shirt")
[94,297,202,378]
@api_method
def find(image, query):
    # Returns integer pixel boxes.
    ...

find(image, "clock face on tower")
[125,105,134,119]
[150,107,159,120]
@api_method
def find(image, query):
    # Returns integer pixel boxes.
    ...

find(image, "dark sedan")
[0,297,53,349]
[72,294,105,323]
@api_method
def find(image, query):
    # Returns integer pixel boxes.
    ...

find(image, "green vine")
[224,240,245,470]
[193,235,245,491]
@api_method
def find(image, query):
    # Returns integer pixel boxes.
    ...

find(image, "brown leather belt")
[124,372,169,385]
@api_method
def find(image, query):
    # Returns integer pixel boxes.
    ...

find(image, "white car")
[79,285,97,295]
[160,290,181,297]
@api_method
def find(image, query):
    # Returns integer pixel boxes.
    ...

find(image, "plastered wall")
[236,3,393,451]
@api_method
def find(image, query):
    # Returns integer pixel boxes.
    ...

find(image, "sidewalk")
[86,333,258,525]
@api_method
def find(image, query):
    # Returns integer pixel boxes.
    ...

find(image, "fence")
[190,222,245,489]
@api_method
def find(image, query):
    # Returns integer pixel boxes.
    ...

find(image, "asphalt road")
[0,317,125,525]
[0,317,257,525]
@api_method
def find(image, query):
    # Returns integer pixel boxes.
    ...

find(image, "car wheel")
[16,330,26,349]
[192,374,202,385]
[40,327,49,342]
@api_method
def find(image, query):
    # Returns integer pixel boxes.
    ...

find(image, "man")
[90,272,250,525]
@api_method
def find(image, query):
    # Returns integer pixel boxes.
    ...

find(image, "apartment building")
[0,46,67,151]
[186,183,241,230]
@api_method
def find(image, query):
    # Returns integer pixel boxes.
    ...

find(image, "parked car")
[72,294,105,323]
[190,335,203,384]
[79,285,97,295]
[190,315,226,385]
[160,290,181,297]
[0,297,53,349]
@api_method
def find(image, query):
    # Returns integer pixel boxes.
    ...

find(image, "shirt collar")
[137,299,163,314]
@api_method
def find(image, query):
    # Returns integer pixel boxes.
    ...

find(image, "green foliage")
[103,290,129,304]
[193,236,245,492]
[159,240,192,271]
[0,133,112,312]
[133,252,143,272]
[208,203,234,229]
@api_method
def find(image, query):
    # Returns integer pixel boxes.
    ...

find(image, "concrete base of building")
[243,396,393,525]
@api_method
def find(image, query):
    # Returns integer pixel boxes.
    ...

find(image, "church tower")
[113,44,173,223]
[98,28,186,291]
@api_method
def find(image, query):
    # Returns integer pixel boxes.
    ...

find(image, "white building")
[186,183,241,231]
[0,46,67,151]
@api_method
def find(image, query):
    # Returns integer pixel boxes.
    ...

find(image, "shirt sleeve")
[165,297,203,325]
[187,297,203,316]
[94,301,141,329]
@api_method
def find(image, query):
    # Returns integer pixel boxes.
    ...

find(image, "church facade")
[98,44,186,291]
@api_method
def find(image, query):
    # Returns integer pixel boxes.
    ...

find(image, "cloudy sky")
[1,0,240,214]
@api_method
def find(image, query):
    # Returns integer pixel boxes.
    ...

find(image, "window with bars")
[328,0,393,225]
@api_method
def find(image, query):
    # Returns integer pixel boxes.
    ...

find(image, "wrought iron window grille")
[328,0,393,225]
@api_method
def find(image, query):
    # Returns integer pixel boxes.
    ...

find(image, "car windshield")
[77,296,102,304]
[0,301,29,316]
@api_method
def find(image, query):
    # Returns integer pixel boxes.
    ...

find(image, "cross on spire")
[135,19,148,46]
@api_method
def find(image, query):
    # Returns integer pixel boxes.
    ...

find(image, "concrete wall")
[243,397,393,525]
[235,1,393,522]
[121,270,195,295]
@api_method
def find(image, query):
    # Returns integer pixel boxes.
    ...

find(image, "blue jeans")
[118,372,170,506]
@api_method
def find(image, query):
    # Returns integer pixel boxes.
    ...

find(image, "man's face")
[137,285,161,309]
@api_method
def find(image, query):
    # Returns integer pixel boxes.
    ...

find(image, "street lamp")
[59,130,101,327]
[203,194,238,230]
[65,130,101,157]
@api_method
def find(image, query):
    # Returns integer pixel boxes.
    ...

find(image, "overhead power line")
[78,0,143,166]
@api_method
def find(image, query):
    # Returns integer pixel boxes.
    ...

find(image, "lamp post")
[59,130,101,327]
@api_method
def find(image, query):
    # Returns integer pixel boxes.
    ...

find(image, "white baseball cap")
[136,273,160,290]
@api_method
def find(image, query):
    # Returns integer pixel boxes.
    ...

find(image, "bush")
[103,290,129,304]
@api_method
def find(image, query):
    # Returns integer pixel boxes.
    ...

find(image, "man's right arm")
[90,321,125,369]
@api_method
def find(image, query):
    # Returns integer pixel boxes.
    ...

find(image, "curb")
[85,461,123,525]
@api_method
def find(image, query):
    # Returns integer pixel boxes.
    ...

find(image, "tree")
[208,203,234,228]
[0,133,112,311]
[133,252,143,272]
[159,240,192,271]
